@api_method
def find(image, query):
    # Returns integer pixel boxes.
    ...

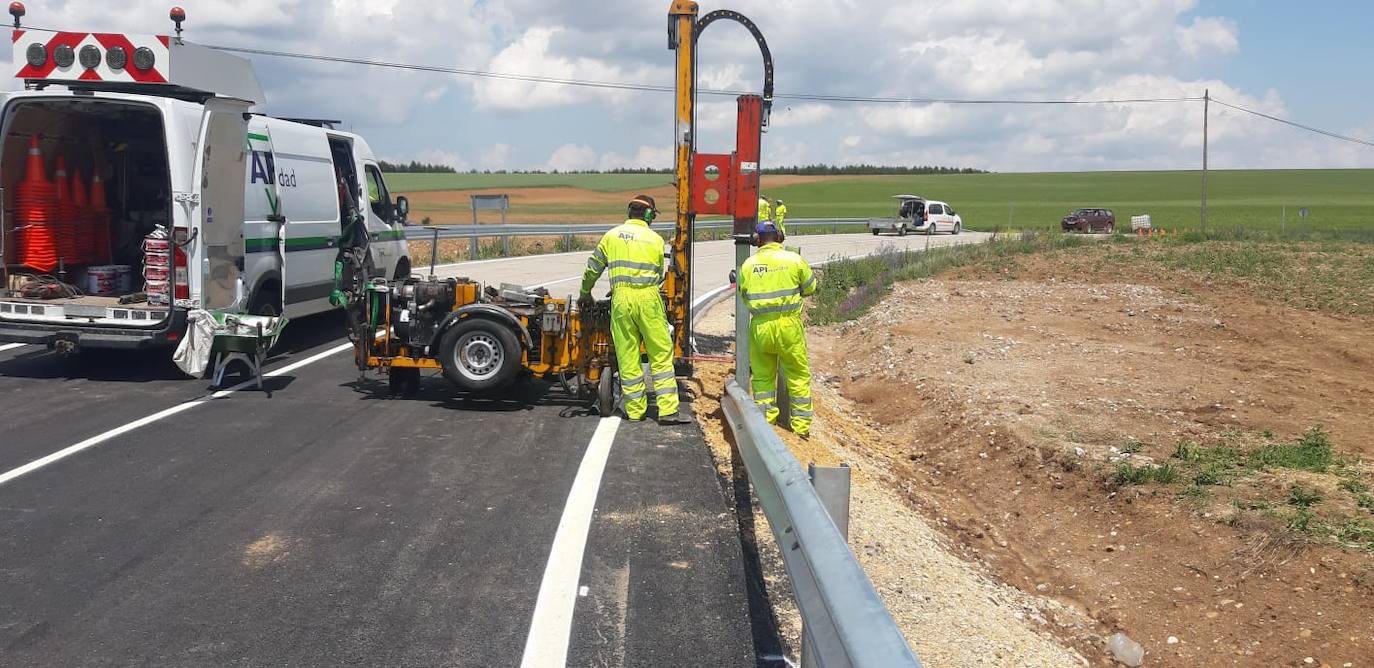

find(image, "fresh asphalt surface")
[0,231,987,666]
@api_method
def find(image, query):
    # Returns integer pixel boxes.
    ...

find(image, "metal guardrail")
[403,219,869,260]
[720,379,921,668]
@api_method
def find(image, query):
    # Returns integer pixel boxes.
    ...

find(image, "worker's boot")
[657,407,692,426]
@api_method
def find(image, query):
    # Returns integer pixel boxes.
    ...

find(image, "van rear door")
[195,99,249,311]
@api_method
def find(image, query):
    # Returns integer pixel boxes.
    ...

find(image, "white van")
[0,29,409,351]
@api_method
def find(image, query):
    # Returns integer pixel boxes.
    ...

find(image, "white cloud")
[413,149,470,171]
[597,145,672,171]
[1176,17,1239,58]
[482,144,516,170]
[543,144,600,172]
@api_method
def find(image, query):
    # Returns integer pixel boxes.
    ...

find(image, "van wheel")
[248,286,282,317]
[897,226,908,237]
[438,318,520,392]
[871,228,880,236]
[953,222,962,235]
[1106,223,1115,235]
[927,223,936,236]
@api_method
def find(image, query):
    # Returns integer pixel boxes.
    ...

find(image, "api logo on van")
[250,151,298,188]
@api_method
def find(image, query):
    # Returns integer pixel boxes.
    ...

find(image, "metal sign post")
[469,194,509,260]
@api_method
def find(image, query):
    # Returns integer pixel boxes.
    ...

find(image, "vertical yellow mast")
[667,1,698,372]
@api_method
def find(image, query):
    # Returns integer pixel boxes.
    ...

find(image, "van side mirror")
[394,195,410,226]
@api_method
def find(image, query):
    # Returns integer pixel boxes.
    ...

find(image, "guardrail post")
[563,232,573,253]
[802,463,852,668]
[501,208,510,257]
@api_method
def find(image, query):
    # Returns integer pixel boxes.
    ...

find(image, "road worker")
[737,220,817,437]
[757,195,772,225]
[773,198,788,236]
[579,195,687,425]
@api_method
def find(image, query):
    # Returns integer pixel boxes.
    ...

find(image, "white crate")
[1130,215,1152,231]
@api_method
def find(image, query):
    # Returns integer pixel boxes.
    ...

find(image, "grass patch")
[1247,427,1336,473]
[810,230,1086,324]
[1114,462,1182,486]
[1287,484,1323,508]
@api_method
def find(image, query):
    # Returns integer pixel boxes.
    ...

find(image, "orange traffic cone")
[90,172,112,262]
[53,156,78,266]
[15,135,59,272]
[71,169,94,264]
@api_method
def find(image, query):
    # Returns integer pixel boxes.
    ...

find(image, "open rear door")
[195,99,251,311]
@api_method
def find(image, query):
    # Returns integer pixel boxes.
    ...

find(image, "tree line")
[382,164,988,175]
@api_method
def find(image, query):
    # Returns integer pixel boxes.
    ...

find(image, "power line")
[204,44,1201,106]
[1211,98,1374,149]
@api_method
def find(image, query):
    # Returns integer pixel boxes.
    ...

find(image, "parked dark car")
[1061,208,1115,233]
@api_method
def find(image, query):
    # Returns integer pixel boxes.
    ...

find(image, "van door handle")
[267,214,286,224]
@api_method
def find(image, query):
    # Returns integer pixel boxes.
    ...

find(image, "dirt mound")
[813,272,1374,666]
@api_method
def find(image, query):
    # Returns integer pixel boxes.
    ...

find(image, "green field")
[761,170,1374,232]
[384,169,1374,232]
[384,172,670,193]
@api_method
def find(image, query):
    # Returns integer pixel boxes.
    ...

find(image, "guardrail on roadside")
[404,219,868,260]
[720,379,922,668]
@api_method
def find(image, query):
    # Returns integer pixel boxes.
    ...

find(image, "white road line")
[520,416,623,668]
[0,343,25,353]
[0,342,354,488]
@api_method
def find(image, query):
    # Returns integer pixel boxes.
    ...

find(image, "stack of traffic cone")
[90,172,112,262]
[14,135,59,272]
[71,169,94,264]
[53,156,78,266]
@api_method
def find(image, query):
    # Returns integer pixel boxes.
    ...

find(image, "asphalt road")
[0,231,987,666]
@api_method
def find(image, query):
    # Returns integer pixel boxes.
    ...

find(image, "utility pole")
[1201,89,1209,232]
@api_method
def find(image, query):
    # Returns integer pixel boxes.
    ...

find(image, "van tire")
[248,285,282,317]
[438,318,520,392]
[871,228,880,236]
[953,222,961,235]
[897,226,908,237]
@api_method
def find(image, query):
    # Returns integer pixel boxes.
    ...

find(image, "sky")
[5,0,1374,173]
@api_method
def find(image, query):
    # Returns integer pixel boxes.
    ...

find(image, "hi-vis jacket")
[738,242,817,317]
[581,218,665,296]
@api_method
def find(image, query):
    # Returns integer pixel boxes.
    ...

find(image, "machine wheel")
[438,318,521,392]
[952,222,962,235]
[389,367,421,397]
[596,366,617,416]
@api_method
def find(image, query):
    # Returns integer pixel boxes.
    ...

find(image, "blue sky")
[7,1,1374,172]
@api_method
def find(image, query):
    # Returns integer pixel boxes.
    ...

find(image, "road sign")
[1299,207,1310,220]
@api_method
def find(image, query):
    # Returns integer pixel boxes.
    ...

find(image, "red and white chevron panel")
[12,30,170,83]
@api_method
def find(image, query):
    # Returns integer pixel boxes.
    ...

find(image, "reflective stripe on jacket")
[738,242,816,317]
[582,219,666,295]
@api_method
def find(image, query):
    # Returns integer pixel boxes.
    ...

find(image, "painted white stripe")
[519,416,623,668]
[0,342,354,487]
[0,343,24,353]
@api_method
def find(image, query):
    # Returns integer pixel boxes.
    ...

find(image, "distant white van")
[0,30,409,351]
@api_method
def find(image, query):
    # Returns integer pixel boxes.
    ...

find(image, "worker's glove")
[577,293,596,311]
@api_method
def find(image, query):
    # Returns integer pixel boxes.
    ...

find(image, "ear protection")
[630,197,658,222]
